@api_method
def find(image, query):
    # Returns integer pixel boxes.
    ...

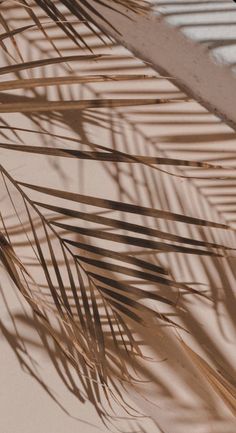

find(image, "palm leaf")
[0,0,236,429]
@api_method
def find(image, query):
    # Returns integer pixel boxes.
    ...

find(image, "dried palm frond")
[0,0,236,429]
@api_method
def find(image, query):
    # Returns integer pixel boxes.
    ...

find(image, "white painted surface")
[89,0,236,129]
[1,3,236,433]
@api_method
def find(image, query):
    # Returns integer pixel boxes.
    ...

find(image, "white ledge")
[91,0,236,130]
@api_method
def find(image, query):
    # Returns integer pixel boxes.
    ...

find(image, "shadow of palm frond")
[0,2,236,432]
